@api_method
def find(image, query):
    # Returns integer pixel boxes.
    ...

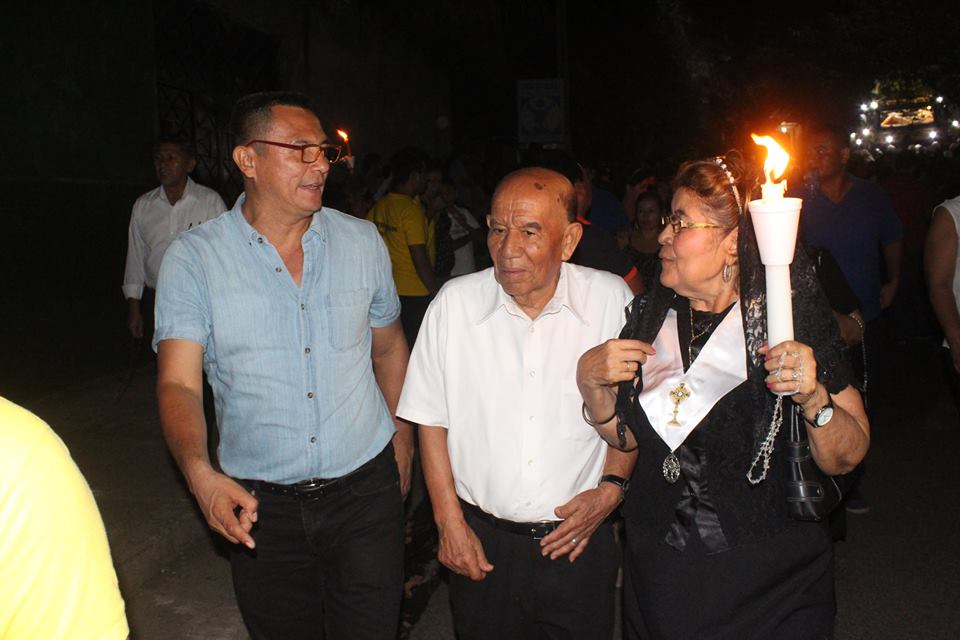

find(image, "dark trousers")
[399,294,432,348]
[230,444,405,640]
[449,506,620,640]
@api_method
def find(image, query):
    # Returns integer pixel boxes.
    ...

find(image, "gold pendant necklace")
[688,306,710,366]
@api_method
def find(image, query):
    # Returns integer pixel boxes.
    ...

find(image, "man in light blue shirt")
[154,91,411,640]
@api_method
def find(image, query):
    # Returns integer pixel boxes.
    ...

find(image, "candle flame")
[336,129,349,142]
[751,134,789,183]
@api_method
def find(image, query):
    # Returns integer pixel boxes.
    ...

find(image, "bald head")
[492,168,577,223]
[486,167,583,318]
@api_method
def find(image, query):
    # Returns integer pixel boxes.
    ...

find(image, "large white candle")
[748,134,800,358]
[749,197,802,346]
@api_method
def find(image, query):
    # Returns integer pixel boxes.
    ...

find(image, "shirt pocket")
[324,289,371,351]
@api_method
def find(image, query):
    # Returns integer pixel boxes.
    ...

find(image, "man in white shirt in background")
[441,178,483,278]
[122,139,226,340]
[398,167,636,640]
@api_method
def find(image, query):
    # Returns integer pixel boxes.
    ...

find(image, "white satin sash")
[638,303,747,452]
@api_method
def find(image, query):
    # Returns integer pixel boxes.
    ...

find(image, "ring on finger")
[791,369,802,381]
[571,538,578,545]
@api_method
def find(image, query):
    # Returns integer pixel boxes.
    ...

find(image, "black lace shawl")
[615,205,852,546]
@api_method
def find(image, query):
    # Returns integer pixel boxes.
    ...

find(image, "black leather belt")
[242,442,391,499]
[460,499,561,539]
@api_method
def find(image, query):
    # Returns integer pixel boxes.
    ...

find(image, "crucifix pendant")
[667,382,691,427]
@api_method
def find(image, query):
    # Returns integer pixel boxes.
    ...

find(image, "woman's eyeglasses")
[661,213,724,234]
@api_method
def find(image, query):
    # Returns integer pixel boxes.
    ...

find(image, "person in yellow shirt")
[0,397,128,640]
[368,148,440,346]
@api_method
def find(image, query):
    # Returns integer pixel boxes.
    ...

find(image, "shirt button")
[529,326,535,333]
[301,304,305,310]
[529,416,534,422]
[307,392,314,399]
[257,237,264,244]
[527,459,534,466]
[310,436,317,444]
[305,347,311,354]
[529,370,535,377]
[275,267,282,273]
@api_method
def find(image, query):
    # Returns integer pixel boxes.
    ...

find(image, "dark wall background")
[1,2,158,401]
[0,0,451,402]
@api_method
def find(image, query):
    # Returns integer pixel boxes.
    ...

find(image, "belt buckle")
[530,520,556,540]
[295,478,331,495]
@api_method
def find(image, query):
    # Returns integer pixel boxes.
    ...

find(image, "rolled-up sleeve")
[152,238,211,352]
[368,232,401,328]
[122,203,147,300]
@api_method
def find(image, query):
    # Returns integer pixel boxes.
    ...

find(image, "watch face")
[816,406,835,426]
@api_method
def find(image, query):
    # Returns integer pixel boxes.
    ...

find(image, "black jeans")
[449,506,620,640]
[399,294,433,348]
[230,443,405,640]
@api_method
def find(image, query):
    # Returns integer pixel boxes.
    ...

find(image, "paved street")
[18,336,960,639]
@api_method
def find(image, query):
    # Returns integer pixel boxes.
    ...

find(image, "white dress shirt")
[122,177,226,299]
[398,262,633,522]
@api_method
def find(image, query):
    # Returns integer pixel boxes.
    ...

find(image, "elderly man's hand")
[540,483,622,561]
[189,468,259,549]
[436,517,494,581]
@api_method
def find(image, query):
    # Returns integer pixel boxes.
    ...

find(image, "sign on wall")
[518,79,566,144]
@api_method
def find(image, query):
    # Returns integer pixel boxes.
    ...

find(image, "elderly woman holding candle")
[576,154,869,639]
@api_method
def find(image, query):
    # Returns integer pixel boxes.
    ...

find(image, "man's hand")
[436,517,494,581]
[540,483,622,562]
[127,300,144,339]
[189,468,259,549]
[393,432,414,499]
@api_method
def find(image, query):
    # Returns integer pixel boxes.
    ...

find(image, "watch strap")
[804,394,834,428]
[599,474,630,495]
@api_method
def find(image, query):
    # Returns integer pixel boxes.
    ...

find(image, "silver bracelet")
[581,401,616,427]
[848,312,864,335]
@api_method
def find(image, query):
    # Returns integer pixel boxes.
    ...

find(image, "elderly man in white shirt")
[122,140,226,339]
[398,167,636,640]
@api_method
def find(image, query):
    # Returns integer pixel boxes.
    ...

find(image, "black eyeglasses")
[661,213,724,234]
[246,140,343,164]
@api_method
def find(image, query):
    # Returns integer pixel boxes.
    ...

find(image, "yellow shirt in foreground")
[0,397,128,640]
[368,193,434,296]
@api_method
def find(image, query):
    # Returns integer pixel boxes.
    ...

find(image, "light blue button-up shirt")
[154,197,401,483]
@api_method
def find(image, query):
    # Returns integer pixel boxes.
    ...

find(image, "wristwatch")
[807,395,835,428]
[599,474,630,497]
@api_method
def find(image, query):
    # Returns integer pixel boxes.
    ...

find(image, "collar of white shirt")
[155,176,198,205]
[475,262,590,326]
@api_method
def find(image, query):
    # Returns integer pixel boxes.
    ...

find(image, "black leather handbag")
[785,401,843,521]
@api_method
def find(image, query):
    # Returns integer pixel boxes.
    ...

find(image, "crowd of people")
[6,87,960,640]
